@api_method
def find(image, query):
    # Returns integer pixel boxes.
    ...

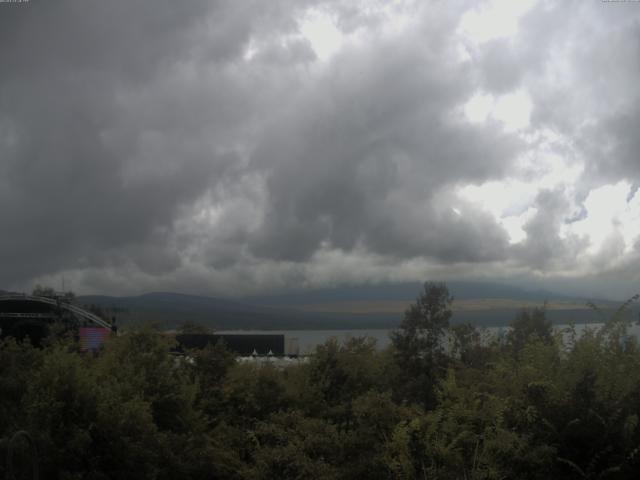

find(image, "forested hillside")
[2,283,640,479]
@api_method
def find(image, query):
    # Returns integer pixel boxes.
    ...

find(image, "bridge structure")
[0,294,113,343]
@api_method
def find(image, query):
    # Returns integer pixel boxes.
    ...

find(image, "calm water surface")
[218,323,640,355]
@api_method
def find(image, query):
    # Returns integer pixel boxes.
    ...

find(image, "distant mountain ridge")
[243,281,583,306]
[71,281,620,330]
[77,291,392,330]
[2,281,623,330]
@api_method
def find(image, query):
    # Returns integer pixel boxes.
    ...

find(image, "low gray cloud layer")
[2,0,640,299]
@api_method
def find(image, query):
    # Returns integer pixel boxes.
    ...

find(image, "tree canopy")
[1,284,640,479]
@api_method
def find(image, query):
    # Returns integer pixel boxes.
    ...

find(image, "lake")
[218,322,640,355]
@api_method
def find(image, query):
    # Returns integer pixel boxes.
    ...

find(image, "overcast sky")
[1,0,640,299]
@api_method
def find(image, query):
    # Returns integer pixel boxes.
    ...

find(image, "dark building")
[175,333,285,356]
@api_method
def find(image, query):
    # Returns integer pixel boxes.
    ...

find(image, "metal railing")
[0,294,112,330]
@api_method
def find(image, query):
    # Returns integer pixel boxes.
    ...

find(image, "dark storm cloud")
[5,0,640,297]
[578,103,640,182]
[0,0,340,288]
[0,0,248,285]
[475,39,525,94]
[1,0,524,294]
[512,189,587,270]
[249,26,520,263]
[516,0,640,181]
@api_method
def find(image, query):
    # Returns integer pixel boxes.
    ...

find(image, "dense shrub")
[2,285,640,479]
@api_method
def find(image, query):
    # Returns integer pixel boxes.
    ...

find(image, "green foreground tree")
[391,281,453,408]
[2,285,640,479]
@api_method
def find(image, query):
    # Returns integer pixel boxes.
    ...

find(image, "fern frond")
[557,457,586,478]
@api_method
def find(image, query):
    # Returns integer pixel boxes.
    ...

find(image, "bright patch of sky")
[458,180,537,244]
[459,174,640,258]
[563,182,640,256]
[500,208,537,244]
[457,147,584,245]
[299,10,345,61]
[464,90,533,132]
[242,38,259,62]
[298,3,417,62]
[458,0,538,43]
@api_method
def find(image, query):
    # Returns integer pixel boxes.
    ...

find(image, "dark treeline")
[2,283,640,479]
